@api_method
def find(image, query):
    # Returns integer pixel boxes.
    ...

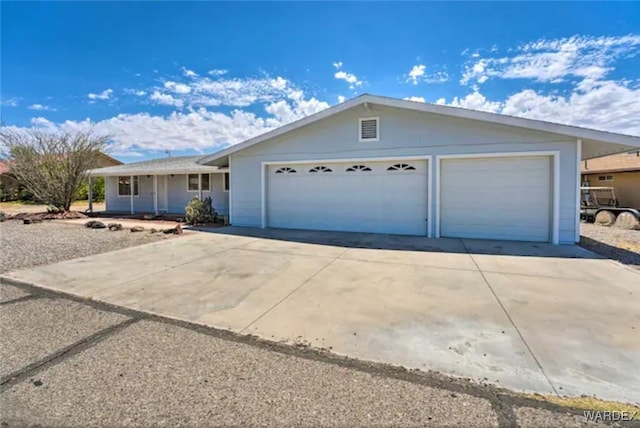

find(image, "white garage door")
[440,156,552,242]
[267,160,428,235]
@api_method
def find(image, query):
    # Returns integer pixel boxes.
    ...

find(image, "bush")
[76,177,105,201]
[185,196,216,225]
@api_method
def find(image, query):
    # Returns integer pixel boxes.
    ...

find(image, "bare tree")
[0,129,110,212]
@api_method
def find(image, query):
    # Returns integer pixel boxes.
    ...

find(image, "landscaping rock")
[0,212,5,222]
[107,223,123,231]
[84,220,106,229]
[130,226,145,232]
[162,224,183,235]
[150,228,159,233]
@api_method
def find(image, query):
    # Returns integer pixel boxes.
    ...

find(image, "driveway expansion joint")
[240,247,350,333]
[0,317,141,391]
[459,240,560,397]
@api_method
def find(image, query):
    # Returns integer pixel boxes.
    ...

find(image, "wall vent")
[359,117,379,142]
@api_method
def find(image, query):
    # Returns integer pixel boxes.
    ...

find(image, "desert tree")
[0,128,110,212]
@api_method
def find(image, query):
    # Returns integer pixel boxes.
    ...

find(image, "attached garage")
[266,159,429,235]
[199,95,640,245]
[438,155,554,242]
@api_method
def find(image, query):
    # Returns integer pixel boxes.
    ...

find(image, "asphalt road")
[0,281,618,427]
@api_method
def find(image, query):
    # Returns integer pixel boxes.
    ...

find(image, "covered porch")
[87,155,229,218]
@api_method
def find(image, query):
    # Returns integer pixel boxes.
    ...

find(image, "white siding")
[228,104,579,244]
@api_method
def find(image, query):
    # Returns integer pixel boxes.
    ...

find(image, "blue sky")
[2,2,639,162]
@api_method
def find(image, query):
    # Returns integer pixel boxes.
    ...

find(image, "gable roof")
[198,94,640,165]
[88,155,222,177]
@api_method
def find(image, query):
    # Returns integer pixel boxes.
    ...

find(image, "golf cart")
[580,186,640,229]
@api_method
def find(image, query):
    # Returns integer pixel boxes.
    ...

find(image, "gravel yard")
[0,220,174,273]
[580,222,640,269]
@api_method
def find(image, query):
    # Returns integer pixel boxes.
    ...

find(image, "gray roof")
[88,155,224,176]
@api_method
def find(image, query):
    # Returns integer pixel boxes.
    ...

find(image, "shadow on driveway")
[188,225,602,259]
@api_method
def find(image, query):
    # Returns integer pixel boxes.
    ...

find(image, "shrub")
[76,177,105,201]
[185,196,216,225]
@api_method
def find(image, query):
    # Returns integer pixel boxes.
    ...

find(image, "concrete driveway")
[3,226,639,404]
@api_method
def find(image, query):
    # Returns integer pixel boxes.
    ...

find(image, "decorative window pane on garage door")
[274,167,297,174]
[346,165,372,172]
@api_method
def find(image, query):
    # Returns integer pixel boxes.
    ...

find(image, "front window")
[187,173,210,191]
[118,176,139,196]
[223,172,229,192]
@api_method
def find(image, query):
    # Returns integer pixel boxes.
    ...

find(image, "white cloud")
[337,95,346,103]
[461,34,640,85]
[403,96,425,103]
[1,97,20,107]
[28,104,56,111]
[149,91,184,108]
[333,61,343,69]
[145,74,296,108]
[164,81,192,94]
[334,69,363,89]
[182,67,198,77]
[208,69,228,76]
[406,64,448,85]
[87,89,113,100]
[407,65,426,85]
[124,89,147,96]
[6,86,330,157]
[437,78,640,136]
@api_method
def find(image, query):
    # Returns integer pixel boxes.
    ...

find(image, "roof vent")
[359,117,379,142]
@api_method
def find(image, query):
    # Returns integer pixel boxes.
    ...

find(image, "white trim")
[435,151,560,244]
[358,116,380,142]
[116,175,140,198]
[228,155,233,225]
[130,174,134,215]
[89,167,225,177]
[262,155,431,166]
[427,155,433,238]
[153,175,158,216]
[261,155,431,235]
[163,175,168,213]
[222,172,229,193]
[260,163,266,228]
[575,139,582,243]
[434,158,441,239]
[552,153,560,245]
[198,94,640,165]
[186,173,211,193]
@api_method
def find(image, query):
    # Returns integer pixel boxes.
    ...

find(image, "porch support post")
[87,176,93,213]
[130,174,134,214]
[198,173,202,200]
[153,175,158,216]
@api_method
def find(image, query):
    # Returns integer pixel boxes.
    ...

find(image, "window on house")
[118,176,139,196]
[309,166,332,173]
[387,163,416,171]
[598,175,614,182]
[223,172,229,192]
[346,164,372,172]
[188,174,211,191]
[359,117,379,142]
[275,167,297,174]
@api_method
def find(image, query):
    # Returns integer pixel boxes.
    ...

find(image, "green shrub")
[76,177,105,201]
[185,196,216,225]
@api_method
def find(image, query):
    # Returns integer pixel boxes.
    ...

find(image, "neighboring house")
[89,94,640,244]
[95,152,123,168]
[581,151,640,208]
[0,159,20,201]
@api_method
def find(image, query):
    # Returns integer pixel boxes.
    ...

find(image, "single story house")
[89,94,640,244]
[581,151,640,208]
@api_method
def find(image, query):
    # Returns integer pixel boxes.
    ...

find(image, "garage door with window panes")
[266,160,428,235]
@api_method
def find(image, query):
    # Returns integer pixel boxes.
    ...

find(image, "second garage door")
[440,156,552,242]
[267,160,428,235]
